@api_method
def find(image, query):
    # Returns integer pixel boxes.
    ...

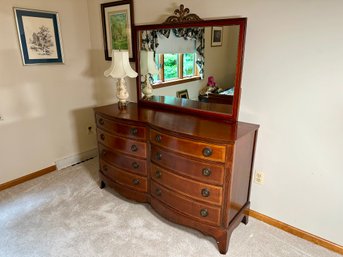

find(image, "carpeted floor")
[0,158,340,257]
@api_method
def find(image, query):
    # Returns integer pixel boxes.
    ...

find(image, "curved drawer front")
[100,160,147,192]
[151,164,222,205]
[96,115,146,140]
[151,181,221,226]
[150,129,228,162]
[99,144,147,176]
[151,146,224,186]
[97,129,147,158]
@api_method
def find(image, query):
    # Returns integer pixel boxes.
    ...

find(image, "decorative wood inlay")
[164,4,203,24]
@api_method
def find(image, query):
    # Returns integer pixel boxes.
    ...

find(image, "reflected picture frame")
[14,7,64,65]
[176,89,189,99]
[101,0,135,62]
[211,26,223,47]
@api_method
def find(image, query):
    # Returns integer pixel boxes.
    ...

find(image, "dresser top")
[94,103,259,143]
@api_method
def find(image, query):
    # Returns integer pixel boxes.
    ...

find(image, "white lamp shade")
[140,50,159,75]
[104,50,138,78]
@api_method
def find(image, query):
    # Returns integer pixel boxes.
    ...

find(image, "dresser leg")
[241,214,249,225]
[216,231,231,254]
[100,180,106,189]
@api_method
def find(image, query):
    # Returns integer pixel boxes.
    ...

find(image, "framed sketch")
[14,8,64,65]
[176,89,189,99]
[211,26,223,47]
[101,0,135,62]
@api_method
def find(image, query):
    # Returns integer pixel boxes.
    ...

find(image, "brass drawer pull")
[99,118,104,125]
[202,168,211,176]
[155,134,162,143]
[156,152,162,160]
[202,147,213,157]
[100,134,105,140]
[131,144,138,152]
[155,188,162,196]
[102,150,107,156]
[200,209,208,217]
[155,170,162,178]
[201,188,210,197]
[130,127,138,136]
[132,179,140,185]
[132,162,140,169]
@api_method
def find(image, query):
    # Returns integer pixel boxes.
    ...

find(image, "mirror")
[135,9,246,121]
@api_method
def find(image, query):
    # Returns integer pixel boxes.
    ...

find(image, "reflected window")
[152,53,199,85]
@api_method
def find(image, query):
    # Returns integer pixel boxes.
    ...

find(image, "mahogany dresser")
[94,102,259,254]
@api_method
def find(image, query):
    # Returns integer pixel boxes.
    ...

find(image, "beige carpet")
[0,158,340,257]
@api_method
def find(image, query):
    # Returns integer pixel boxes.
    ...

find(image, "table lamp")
[140,50,159,98]
[104,50,138,108]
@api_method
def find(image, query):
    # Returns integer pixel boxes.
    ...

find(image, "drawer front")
[100,160,147,192]
[96,115,146,140]
[151,181,221,226]
[151,146,224,186]
[151,164,222,205]
[150,129,228,162]
[99,144,147,176]
[97,129,147,158]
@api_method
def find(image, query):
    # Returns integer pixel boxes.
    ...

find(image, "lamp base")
[118,101,128,110]
[142,74,153,99]
[116,78,129,108]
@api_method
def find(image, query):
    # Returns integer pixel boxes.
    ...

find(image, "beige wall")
[204,25,239,88]
[0,0,97,183]
[0,0,342,247]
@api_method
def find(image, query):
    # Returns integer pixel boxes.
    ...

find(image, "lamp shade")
[104,50,138,79]
[140,50,159,75]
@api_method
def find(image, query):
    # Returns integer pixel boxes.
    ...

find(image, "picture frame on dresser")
[176,89,189,99]
[101,0,135,61]
[14,7,64,65]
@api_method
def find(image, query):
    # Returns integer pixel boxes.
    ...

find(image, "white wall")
[0,0,98,183]
[132,0,343,246]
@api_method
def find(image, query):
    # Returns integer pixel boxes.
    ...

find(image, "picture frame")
[176,89,189,99]
[211,26,223,47]
[14,8,64,65]
[101,0,135,62]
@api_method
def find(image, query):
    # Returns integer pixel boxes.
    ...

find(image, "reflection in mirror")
[138,25,240,114]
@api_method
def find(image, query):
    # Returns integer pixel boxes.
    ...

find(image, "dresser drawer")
[151,145,224,186]
[100,160,147,192]
[96,115,147,140]
[151,164,222,205]
[150,129,228,162]
[151,181,221,226]
[99,144,147,176]
[97,129,147,158]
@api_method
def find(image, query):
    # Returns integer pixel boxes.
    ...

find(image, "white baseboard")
[55,148,98,170]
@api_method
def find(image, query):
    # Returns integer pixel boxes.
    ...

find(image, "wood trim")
[249,209,343,255]
[0,165,56,191]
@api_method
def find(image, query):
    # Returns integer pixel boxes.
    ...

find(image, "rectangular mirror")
[135,18,246,121]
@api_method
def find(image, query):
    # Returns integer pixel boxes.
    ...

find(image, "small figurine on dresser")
[199,76,219,95]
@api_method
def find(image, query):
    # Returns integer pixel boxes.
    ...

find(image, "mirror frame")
[134,17,247,122]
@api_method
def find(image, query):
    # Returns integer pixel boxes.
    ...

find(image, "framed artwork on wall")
[211,26,223,47]
[14,8,64,65]
[176,89,189,99]
[101,0,135,62]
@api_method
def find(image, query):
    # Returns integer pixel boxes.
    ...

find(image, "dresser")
[94,102,259,254]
